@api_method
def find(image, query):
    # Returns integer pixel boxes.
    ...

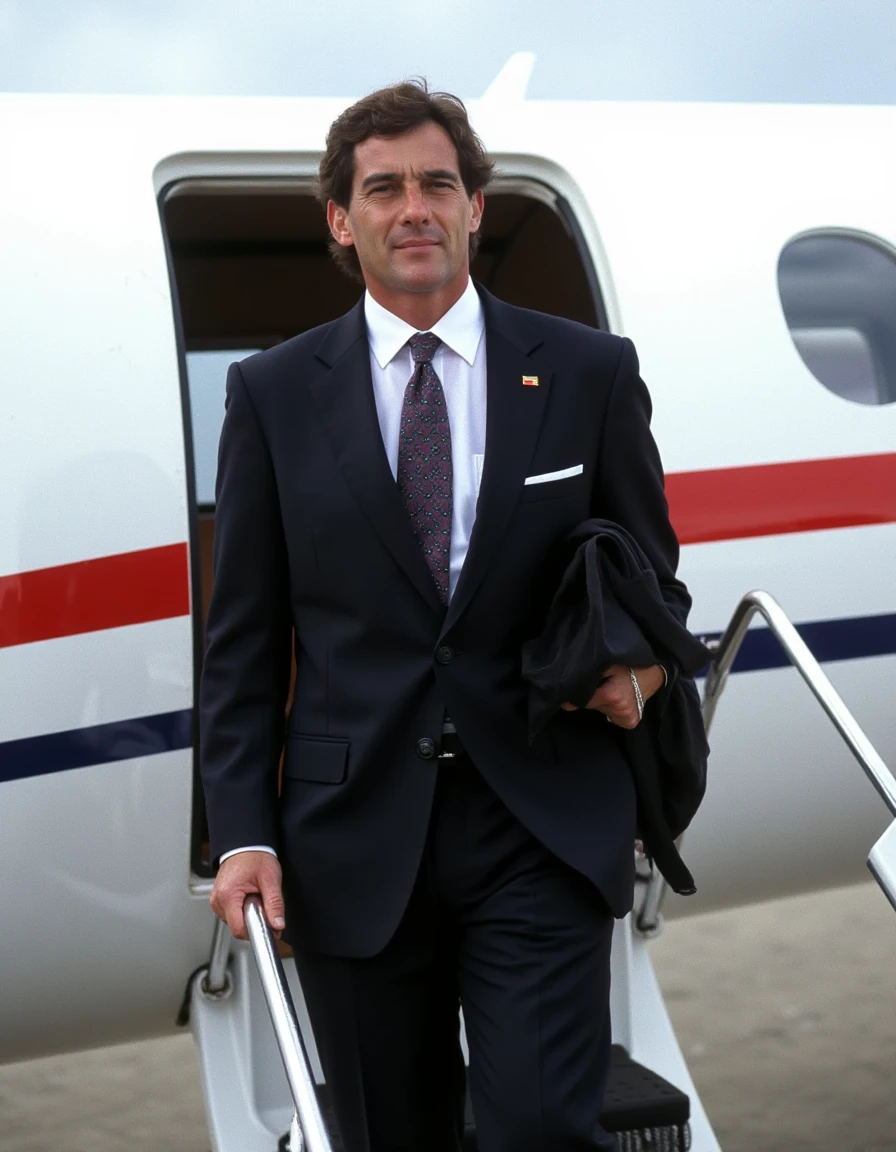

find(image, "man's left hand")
[560,664,664,729]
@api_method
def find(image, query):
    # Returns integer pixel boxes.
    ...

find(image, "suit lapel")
[306,302,444,616]
[443,289,552,632]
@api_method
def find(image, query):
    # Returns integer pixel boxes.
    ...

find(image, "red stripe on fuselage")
[0,454,893,649]
[0,543,190,649]
[666,452,896,545]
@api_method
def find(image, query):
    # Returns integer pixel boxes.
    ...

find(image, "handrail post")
[635,864,666,937]
[204,916,232,996]
[244,894,333,1152]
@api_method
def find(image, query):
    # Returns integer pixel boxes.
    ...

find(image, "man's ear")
[469,188,485,236]
[327,200,355,249]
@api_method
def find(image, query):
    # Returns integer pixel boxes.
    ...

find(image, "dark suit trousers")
[293,759,618,1152]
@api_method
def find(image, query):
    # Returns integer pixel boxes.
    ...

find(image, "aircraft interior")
[162,178,601,870]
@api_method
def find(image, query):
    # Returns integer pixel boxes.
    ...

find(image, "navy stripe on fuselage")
[693,610,896,676]
[0,709,193,784]
[1,612,895,784]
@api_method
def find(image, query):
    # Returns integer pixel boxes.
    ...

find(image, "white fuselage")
[1,93,894,1062]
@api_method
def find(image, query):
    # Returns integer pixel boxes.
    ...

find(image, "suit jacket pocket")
[517,473,587,504]
[283,735,349,784]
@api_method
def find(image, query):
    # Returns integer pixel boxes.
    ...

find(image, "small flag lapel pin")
[522,375,539,387]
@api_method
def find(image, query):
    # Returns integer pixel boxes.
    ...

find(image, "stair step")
[602,1044,691,1137]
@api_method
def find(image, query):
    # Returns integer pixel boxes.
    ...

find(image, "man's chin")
[390,249,451,284]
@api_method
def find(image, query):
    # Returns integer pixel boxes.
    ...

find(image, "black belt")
[438,731,466,760]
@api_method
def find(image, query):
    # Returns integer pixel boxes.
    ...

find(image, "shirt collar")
[364,279,484,369]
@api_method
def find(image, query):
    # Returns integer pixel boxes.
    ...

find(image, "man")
[201,80,691,1152]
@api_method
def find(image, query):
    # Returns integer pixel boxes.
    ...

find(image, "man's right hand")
[210,851,286,941]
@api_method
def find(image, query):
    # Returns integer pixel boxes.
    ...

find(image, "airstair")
[186,590,896,1152]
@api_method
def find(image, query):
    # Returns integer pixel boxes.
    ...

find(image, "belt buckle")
[438,731,462,760]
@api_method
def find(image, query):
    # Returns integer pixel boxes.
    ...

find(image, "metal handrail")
[704,591,896,814]
[244,895,334,1152]
[636,588,896,934]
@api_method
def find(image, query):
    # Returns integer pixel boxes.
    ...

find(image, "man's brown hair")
[318,78,495,281]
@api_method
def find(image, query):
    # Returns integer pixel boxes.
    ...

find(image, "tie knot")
[409,332,441,365]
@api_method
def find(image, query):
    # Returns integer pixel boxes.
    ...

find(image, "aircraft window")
[187,349,260,505]
[777,231,896,406]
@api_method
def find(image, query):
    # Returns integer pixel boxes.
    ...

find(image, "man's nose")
[400,183,429,223]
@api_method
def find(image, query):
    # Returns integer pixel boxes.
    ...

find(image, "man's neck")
[365,277,469,332]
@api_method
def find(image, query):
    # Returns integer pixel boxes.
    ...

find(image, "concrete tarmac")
[2,880,895,1152]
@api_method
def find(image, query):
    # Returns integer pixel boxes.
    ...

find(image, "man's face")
[327,121,484,301]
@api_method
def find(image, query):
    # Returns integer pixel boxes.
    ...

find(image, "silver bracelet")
[628,667,644,722]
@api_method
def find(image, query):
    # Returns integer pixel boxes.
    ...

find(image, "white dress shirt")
[220,279,487,865]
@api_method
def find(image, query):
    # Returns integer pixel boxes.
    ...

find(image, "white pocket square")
[523,464,584,486]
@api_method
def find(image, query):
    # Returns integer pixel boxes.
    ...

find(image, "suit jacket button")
[436,645,455,665]
[417,737,436,760]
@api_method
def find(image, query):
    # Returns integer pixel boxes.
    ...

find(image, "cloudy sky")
[2,0,895,104]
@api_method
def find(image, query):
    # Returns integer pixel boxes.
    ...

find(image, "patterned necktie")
[397,332,453,604]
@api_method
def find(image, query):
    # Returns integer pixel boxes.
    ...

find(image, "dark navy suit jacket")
[199,286,692,957]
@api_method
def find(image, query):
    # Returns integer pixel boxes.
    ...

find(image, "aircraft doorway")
[161,176,604,873]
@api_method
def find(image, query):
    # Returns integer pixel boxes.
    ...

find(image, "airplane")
[2,38,896,1151]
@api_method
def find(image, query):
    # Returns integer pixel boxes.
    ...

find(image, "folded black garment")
[521,519,711,895]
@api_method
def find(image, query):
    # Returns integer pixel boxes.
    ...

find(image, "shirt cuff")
[659,664,668,687]
[219,845,278,863]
